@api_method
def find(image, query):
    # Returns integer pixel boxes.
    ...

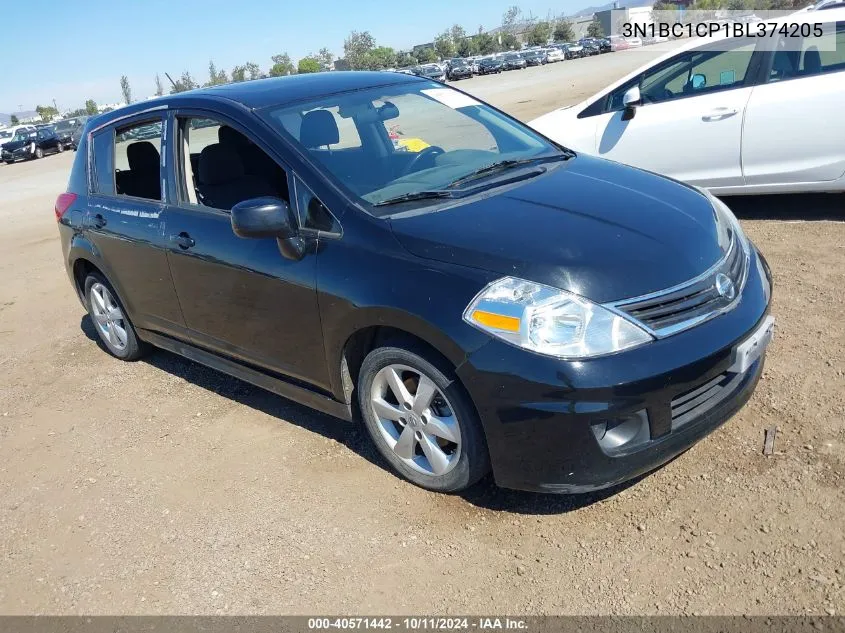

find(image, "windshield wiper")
[372,190,454,207]
[445,154,572,189]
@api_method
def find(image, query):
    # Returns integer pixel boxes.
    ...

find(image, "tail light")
[54,192,78,221]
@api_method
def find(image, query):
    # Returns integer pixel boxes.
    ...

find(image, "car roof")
[90,72,426,127]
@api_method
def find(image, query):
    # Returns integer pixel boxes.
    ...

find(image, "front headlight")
[463,277,653,359]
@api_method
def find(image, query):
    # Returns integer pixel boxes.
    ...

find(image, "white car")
[626,37,643,47]
[546,47,565,62]
[530,9,845,195]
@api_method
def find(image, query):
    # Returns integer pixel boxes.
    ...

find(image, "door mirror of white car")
[622,85,641,121]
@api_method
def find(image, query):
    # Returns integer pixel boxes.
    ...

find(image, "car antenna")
[164,73,178,90]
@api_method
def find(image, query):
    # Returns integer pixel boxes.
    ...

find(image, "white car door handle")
[702,107,738,121]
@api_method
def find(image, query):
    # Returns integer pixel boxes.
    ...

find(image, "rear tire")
[56,143,64,153]
[358,344,489,493]
[83,272,148,361]
[34,147,43,159]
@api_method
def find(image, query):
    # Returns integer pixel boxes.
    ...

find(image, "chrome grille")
[613,233,748,337]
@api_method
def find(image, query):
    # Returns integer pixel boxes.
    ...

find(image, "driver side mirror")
[231,197,296,238]
[622,85,641,121]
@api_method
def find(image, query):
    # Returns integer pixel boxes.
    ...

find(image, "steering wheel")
[399,146,445,177]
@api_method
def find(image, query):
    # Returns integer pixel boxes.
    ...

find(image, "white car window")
[768,20,845,81]
[606,39,756,111]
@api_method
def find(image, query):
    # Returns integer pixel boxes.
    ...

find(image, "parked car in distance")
[478,57,504,74]
[578,38,602,55]
[58,72,773,494]
[626,36,644,47]
[608,35,630,51]
[414,63,446,81]
[523,50,547,66]
[530,9,845,195]
[598,38,612,53]
[447,60,473,80]
[502,52,527,70]
[54,117,88,150]
[545,47,565,63]
[70,122,86,151]
[561,43,585,59]
[2,126,63,163]
[0,124,37,151]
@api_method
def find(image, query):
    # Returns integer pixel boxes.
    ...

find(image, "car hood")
[2,139,29,151]
[388,155,725,303]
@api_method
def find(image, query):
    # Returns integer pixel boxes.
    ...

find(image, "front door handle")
[702,107,738,121]
[92,213,107,229]
[170,232,195,250]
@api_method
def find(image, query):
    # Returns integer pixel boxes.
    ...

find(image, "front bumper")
[2,147,32,161]
[456,246,773,493]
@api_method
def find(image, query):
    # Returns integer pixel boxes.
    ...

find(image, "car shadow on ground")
[80,314,647,514]
[721,193,845,221]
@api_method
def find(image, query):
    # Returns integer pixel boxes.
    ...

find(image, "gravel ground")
[0,48,843,615]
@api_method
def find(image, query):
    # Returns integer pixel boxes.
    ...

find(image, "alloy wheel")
[369,364,462,477]
[90,282,128,351]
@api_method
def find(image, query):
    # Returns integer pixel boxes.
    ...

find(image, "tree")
[456,37,478,57]
[205,60,228,86]
[416,47,437,63]
[85,99,98,115]
[269,53,295,77]
[10,114,19,125]
[553,20,575,42]
[298,57,321,73]
[527,20,552,45]
[450,24,467,44]
[169,71,198,93]
[475,32,499,54]
[502,5,522,33]
[120,75,132,104]
[366,46,396,69]
[36,105,59,122]
[154,74,164,96]
[434,31,455,60]
[500,32,519,50]
[343,30,376,70]
[316,47,334,70]
[231,62,261,81]
[587,18,605,38]
[396,51,417,68]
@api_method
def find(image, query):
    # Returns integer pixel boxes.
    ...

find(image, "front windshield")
[55,120,76,132]
[13,130,34,141]
[261,81,562,213]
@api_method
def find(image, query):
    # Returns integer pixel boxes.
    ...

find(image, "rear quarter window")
[91,129,115,196]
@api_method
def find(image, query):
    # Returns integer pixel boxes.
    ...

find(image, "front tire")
[84,272,148,361]
[56,143,64,153]
[358,345,489,493]
[33,147,43,159]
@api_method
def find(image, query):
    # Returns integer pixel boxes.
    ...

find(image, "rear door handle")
[702,107,738,121]
[92,213,107,229]
[170,232,195,250]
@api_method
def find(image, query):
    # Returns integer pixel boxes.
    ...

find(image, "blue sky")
[0,0,586,113]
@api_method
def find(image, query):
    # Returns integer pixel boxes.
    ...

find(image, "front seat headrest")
[218,125,251,148]
[127,141,160,173]
[803,46,821,74]
[198,144,245,185]
[300,110,339,148]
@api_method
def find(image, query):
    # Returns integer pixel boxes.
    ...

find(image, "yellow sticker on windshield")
[420,88,481,110]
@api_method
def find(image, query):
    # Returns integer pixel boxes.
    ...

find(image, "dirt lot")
[1,49,843,616]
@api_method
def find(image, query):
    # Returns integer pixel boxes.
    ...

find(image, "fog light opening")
[592,410,650,454]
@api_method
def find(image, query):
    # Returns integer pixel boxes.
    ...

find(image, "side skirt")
[139,329,353,422]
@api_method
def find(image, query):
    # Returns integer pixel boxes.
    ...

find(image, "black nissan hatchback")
[57,73,774,494]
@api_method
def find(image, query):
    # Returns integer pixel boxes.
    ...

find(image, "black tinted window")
[294,176,339,233]
[91,130,115,196]
[768,21,845,81]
